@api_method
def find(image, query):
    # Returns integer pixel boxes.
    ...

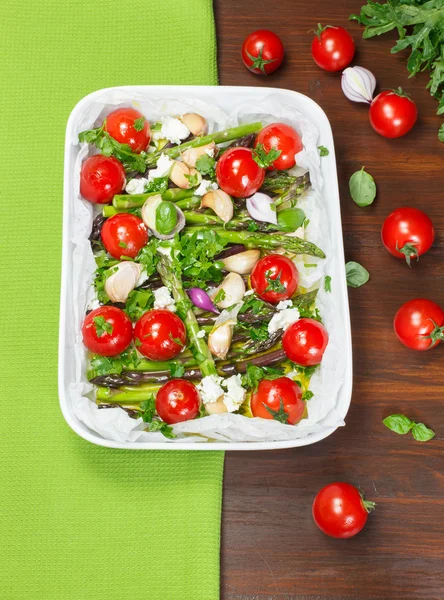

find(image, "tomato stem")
[396,241,419,267]
[359,491,376,513]
[246,47,277,75]
[423,319,444,346]
[314,23,333,39]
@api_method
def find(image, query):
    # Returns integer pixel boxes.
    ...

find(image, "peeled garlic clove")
[105,261,142,303]
[169,161,192,189]
[221,249,260,275]
[181,142,217,168]
[210,272,245,309]
[205,397,228,415]
[341,66,376,104]
[201,189,233,223]
[208,322,233,359]
[180,113,208,136]
[246,192,277,225]
[141,194,163,231]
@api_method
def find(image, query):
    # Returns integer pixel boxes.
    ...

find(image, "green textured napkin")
[0,1,223,599]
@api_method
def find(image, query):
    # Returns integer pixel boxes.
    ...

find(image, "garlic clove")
[205,397,228,415]
[169,161,192,189]
[189,167,202,187]
[180,113,208,136]
[105,261,142,303]
[141,194,163,231]
[221,249,260,275]
[210,272,245,309]
[201,189,234,223]
[341,66,376,104]
[181,142,217,168]
[208,322,233,359]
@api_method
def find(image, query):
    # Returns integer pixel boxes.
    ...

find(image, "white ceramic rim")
[58,85,353,450]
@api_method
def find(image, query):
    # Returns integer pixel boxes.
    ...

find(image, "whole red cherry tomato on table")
[82,306,132,356]
[312,482,375,539]
[80,155,126,204]
[283,318,328,366]
[311,24,355,72]
[216,147,265,198]
[105,107,151,153]
[394,299,444,351]
[256,123,303,171]
[242,30,284,75]
[250,254,299,304]
[251,377,304,424]
[101,213,148,260]
[134,309,187,361]
[381,207,434,266]
[369,89,418,138]
[156,380,200,424]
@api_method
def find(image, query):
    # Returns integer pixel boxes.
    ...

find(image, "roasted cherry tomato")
[381,207,434,266]
[313,482,375,539]
[283,318,328,366]
[251,377,304,425]
[104,107,151,153]
[393,299,444,351]
[369,89,418,138]
[241,29,284,75]
[134,309,186,361]
[250,254,298,304]
[80,155,126,204]
[101,213,148,260]
[82,306,132,357]
[311,24,355,72]
[216,147,265,198]
[156,380,200,424]
[256,123,303,170]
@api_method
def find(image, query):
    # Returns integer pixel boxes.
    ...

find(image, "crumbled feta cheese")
[205,147,215,158]
[160,117,190,144]
[286,370,299,381]
[268,308,300,334]
[196,330,206,339]
[87,297,101,311]
[125,178,148,195]
[244,289,254,296]
[194,179,219,196]
[197,375,224,404]
[222,374,246,413]
[147,153,174,182]
[153,286,176,312]
[276,299,293,310]
[156,245,172,258]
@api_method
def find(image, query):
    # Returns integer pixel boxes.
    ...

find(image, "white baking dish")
[59,85,352,450]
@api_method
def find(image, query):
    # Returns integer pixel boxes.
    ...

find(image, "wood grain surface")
[214,2,444,599]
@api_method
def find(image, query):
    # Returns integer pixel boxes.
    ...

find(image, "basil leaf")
[349,167,376,207]
[155,201,177,234]
[345,261,369,288]
[383,414,414,435]
[277,208,306,232]
[411,423,435,442]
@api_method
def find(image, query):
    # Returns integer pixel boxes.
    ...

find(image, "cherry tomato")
[101,213,148,260]
[313,482,375,539]
[216,147,265,198]
[369,89,418,138]
[393,299,444,351]
[104,108,151,153]
[381,207,434,266]
[256,123,303,171]
[311,24,355,72]
[283,318,328,366]
[251,377,304,424]
[156,380,200,424]
[241,29,284,75]
[82,306,132,357]
[250,254,298,304]
[80,155,126,204]
[134,309,186,361]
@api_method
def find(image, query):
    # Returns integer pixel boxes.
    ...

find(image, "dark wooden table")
[215,2,444,598]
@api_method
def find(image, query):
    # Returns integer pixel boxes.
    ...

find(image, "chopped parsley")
[264,270,286,294]
[133,116,146,132]
[93,316,113,337]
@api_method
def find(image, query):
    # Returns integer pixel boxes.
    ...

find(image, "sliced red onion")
[341,66,376,105]
[246,192,278,225]
[187,287,219,314]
